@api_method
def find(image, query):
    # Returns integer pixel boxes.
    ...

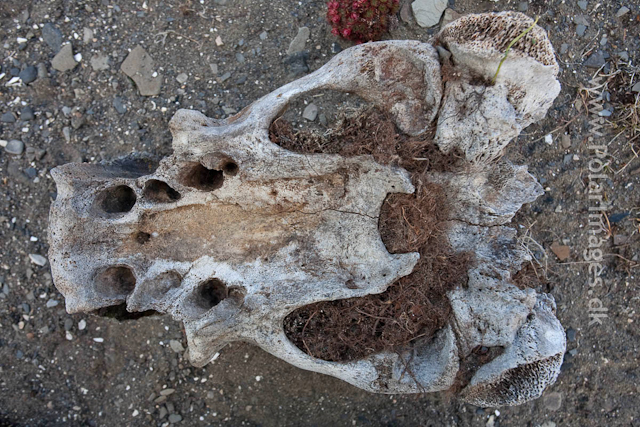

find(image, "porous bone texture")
[49,13,565,407]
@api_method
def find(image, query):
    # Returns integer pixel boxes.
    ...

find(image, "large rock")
[120,46,162,96]
[51,44,77,72]
[412,0,448,27]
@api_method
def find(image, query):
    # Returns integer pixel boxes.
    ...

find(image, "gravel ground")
[0,0,638,426]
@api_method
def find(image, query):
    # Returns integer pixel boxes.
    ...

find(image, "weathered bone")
[48,12,565,407]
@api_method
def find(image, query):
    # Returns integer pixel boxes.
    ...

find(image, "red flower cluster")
[327,0,400,43]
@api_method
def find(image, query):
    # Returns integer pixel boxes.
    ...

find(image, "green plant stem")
[491,16,540,85]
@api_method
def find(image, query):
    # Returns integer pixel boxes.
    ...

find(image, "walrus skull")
[48,12,565,407]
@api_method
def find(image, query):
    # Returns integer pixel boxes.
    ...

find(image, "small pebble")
[577,0,587,11]
[544,134,553,145]
[29,254,47,266]
[4,139,24,155]
[20,106,34,121]
[168,414,182,423]
[19,66,37,84]
[176,73,188,84]
[46,299,59,308]
[302,103,318,121]
[236,52,245,63]
[616,6,630,17]
[259,31,268,40]
[169,340,184,353]
[160,388,175,396]
[1,112,16,123]
[78,319,87,330]
[113,97,127,114]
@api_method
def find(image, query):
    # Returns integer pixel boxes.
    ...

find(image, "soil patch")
[278,107,472,361]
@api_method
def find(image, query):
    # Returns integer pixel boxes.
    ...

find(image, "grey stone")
[576,24,587,37]
[46,299,59,308]
[83,27,94,44]
[563,153,573,164]
[19,66,37,84]
[24,167,37,179]
[168,414,182,423]
[29,254,48,266]
[51,44,77,72]
[209,63,218,75]
[236,52,245,63]
[64,318,74,331]
[37,63,48,79]
[577,1,587,11]
[235,74,248,85]
[616,6,630,17]
[441,8,462,27]
[90,54,110,71]
[121,46,163,96]
[400,2,413,23]
[560,43,569,54]
[5,140,24,155]
[584,50,606,68]
[176,73,188,84]
[158,406,168,419]
[412,0,448,27]
[318,113,328,126]
[561,134,571,149]
[302,103,318,121]
[518,2,529,12]
[566,328,576,341]
[286,27,310,56]
[20,106,34,121]
[218,72,231,83]
[619,51,629,61]
[63,126,71,142]
[113,97,127,114]
[169,340,184,353]
[213,0,228,4]
[259,31,268,40]
[543,391,562,411]
[42,23,63,53]
[331,42,342,54]
[574,15,589,26]
[1,112,16,123]
[632,82,640,93]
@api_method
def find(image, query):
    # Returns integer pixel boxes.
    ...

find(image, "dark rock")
[584,50,606,68]
[24,167,37,179]
[1,112,16,123]
[20,106,34,121]
[10,67,20,76]
[331,42,342,54]
[113,97,127,114]
[566,328,576,342]
[42,23,63,53]
[5,140,25,155]
[576,24,587,37]
[608,212,629,223]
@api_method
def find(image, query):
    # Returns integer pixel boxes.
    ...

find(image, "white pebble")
[65,331,73,340]
[29,254,47,266]
[132,410,139,417]
[544,134,553,144]
[74,53,82,62]
[255,376,262,382]
[78,319,86,330]
[93,337,104,343]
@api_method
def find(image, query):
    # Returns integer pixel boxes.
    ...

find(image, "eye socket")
[195,278,228,310]
[222,161,239,176]
[143,179,181,203]
[94,266,136,297]
[180,163,224,191]
[96,185,137,214]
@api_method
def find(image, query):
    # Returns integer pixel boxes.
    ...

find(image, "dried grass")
[278,107,473,361]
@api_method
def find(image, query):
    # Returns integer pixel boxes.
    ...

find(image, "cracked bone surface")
[48,12,565,407]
